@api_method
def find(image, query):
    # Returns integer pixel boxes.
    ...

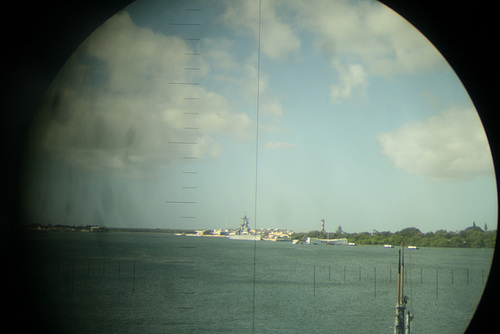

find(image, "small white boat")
[384,244,394,248]
[408,245,419,250]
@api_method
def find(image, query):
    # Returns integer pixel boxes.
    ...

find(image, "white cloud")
[265,141,296,150]
[30,12,255,175]
[377,108,494,181]
[286,0,444,76]
[261,97,284,117]
[330,63,368,102]
[222,0,300,59]
[261,8,301,59]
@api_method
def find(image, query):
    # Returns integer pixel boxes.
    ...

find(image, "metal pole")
[401,249,405,303]
[397,250,401,305]
[405,310,411,334]
[313,265,316,296]
[436,268,438,300]
[395,249,402,334]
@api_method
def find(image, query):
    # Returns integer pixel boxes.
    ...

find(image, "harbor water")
[24,232,493,333]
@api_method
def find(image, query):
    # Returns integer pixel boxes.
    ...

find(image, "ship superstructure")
[227,215,261,241]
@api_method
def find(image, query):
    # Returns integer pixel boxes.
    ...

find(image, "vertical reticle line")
[252,0,262,333]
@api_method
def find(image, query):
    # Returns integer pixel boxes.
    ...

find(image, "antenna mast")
[394,248,413,334]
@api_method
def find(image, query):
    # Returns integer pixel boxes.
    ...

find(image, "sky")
[21,0,497,233]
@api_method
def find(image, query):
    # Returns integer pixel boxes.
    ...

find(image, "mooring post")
[132,261,136,293]
[313,264,316,297]
[436,268,439,300]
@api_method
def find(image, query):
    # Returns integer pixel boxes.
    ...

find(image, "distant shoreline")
[22,224,195,234]
[22,223,496,249]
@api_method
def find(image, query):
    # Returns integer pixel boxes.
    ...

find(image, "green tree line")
[292,223,496,248]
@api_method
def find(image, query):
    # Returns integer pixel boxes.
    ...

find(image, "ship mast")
[394,248,413,334]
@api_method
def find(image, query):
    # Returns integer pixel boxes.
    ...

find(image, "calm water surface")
[25,232,493,333]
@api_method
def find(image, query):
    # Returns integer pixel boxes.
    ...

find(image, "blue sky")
[22,0,497,233]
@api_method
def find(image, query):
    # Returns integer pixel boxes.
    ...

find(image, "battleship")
[174,214,290,241]
[227,215,261,241]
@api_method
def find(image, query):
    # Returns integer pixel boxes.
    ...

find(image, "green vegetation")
[292,224,496,248]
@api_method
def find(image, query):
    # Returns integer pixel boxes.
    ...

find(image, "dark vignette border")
[1,1,497,332]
